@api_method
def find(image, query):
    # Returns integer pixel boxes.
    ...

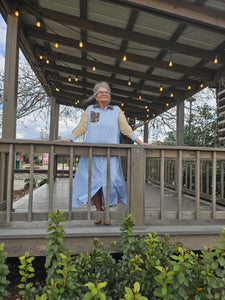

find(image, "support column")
[49,98,59,181]
[176,99,184,146]
[144,122,148,143]
[1,13,19,211]
[49,97,59,140]
[2,13,19,139]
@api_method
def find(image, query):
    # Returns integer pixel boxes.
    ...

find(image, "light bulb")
[46,59,49,64]
[68,76,72,82]
[39,55,43,60]
[36,20,41,27]
[170,92,174,98]
[169,59,173,67]
[159,85,163,92]
[121,103,124,107]
[79,41,83,48]
[166,103,169,107]
[138,95,142,100]
[200,82,204,88]
[55,88,60,92]
[123,54,127,62]
[188,84,191,90]
[214,56,218,64]
[54,42,59,48]
[128,80,131,86]
[92,65,96,71]
[15,10,19,17]
[75,76,78,82]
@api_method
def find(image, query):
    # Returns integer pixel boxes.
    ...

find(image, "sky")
[0,13,216,142]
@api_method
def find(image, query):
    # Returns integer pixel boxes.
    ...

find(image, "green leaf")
[178,272,185,284]
[133,282,140,294]
[97,281,107,289]
[161,286,167,296]
[125,287,133,295]
[84,282,96,290]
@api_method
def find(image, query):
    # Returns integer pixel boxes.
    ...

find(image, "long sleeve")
[118,106,137,141]
[70,108,88,141]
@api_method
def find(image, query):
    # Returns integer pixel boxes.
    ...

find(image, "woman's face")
[96,86,110,108]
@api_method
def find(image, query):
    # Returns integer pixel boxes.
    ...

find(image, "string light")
[166,103,169,107]
[159,84,163,92]
[36,19,41,27]
[147,108,149,112]
[121,103,124,107]
[200,81,204,88]
[146,114,149,118]
[169,54,173,67]
[188,83,191,90]
[92,65,96,71]
[79,40,83,48]
[46,58,50,64]
[77,100,80,103]
[153,113,156,117]
[68,76,72,82]
[122,53,127,62]
[15,10,19,17]
[54,41,59,48]
[170,92,174,98]
[75,76,78,82]
[39,55,43,60]
[214,56,218,64]
[145,105,148,109]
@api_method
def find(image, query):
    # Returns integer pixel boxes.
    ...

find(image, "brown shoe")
[94,219,102,225]
[103,220,111,226]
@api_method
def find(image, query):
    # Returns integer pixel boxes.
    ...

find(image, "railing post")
[130,147,145,226]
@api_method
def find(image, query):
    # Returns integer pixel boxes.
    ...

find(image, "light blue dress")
[71,105,134,207]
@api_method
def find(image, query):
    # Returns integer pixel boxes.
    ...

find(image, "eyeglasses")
[98,91,110,95]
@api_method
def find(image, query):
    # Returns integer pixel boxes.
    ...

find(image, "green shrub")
[38,178,48,187]
[24,178,37,190]
[1,211,225,299]
[0,243,10,299]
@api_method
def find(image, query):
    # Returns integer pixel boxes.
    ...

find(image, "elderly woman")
[63,82,146,225]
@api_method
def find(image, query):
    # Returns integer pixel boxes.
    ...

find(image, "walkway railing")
[1,141,225,225]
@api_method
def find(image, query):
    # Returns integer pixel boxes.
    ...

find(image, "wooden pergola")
[1,0,225,144]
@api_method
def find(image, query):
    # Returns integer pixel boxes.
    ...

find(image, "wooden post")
[176,99,184,146]
[144,123,148,143]
[49,97,59,141]
[1,13,19,213]
[130,147,145,226]
[195,151,200,219]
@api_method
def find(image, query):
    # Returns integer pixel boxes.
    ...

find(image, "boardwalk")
[13,178,225,216]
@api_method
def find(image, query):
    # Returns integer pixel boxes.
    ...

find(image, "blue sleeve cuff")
[130,134,137,141]
[70,134,76,142]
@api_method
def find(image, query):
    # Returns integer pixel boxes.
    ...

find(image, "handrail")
[1,140,225,224]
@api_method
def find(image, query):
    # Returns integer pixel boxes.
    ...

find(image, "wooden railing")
[1,141,225,225]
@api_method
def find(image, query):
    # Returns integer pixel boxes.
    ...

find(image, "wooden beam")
[20,2,224,61]
[125,0,225,31]
[26,26,213,78]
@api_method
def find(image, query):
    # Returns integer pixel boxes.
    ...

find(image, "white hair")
[83,81,111,104]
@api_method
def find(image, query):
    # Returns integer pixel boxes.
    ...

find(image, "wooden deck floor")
[13,178,222,213]
[1,178,225,256]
